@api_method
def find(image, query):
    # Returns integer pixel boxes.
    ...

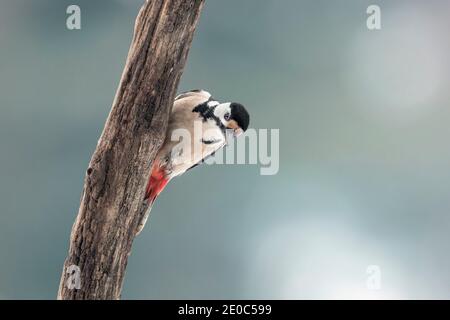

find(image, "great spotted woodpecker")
[137,89,250,234]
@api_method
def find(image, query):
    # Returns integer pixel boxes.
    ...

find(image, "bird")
[136,89,250,234]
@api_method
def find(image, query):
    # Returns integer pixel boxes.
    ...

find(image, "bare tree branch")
[57,0,205,300]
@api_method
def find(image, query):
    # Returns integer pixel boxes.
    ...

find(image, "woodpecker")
[137,89,250,234]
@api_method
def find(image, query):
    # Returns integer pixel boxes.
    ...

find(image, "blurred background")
[1,0,450,299]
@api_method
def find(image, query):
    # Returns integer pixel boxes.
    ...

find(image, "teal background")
[1,0,450,299]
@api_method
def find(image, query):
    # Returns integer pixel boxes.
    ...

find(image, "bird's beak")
[233,128,244,137]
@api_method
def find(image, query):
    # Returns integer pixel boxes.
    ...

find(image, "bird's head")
[214,102,250,137]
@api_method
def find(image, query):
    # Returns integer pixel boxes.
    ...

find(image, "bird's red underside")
[145,161,169,204]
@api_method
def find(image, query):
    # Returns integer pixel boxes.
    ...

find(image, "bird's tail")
[136,205,152,235]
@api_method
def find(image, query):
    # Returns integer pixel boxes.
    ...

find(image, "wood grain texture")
[57,0,205,300]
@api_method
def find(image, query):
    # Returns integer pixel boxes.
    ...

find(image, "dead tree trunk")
[57,0,205,300]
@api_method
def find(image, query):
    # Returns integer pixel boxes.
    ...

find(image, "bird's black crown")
[230,102,250,132]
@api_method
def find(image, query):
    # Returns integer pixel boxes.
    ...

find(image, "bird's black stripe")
[192,101,226,133]
[201,138,221,145]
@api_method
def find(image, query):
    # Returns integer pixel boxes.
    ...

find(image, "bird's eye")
[224,112,231,121]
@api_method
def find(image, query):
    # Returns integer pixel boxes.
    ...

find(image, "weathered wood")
[57,0,205,300]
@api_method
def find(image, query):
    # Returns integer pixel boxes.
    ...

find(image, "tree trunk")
[57,0,205,300]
